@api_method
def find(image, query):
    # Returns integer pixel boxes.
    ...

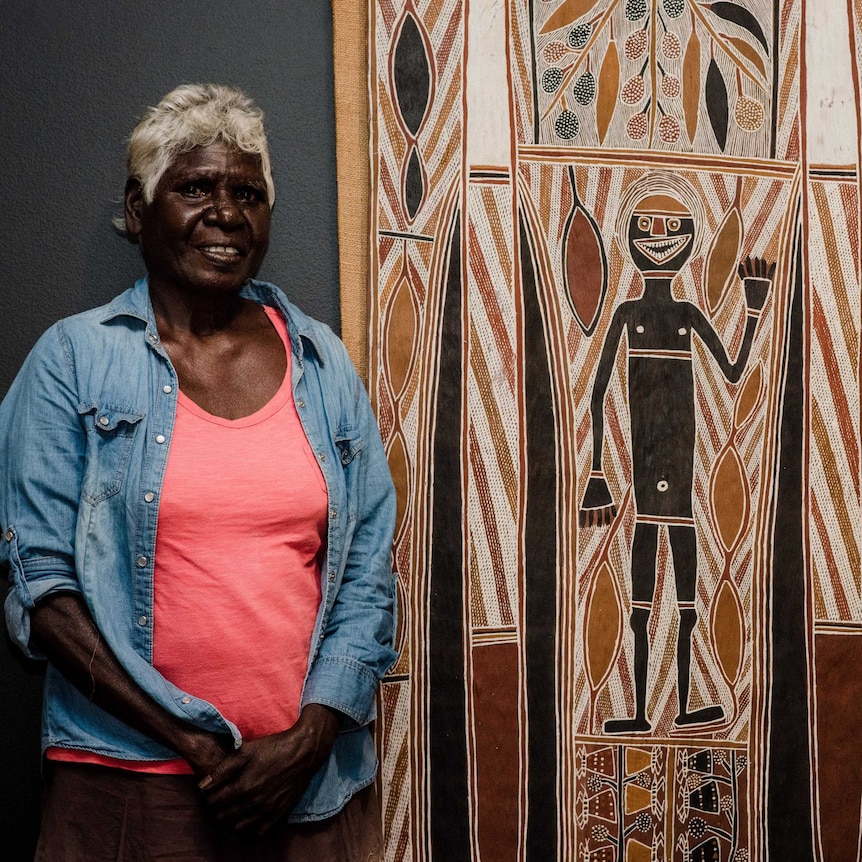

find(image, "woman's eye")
[638,216,651,231]
[236,186,263,203]
[667,218,681,231]
[181,182,208,198]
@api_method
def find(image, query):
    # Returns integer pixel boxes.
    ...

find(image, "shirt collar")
[98,276,326,365]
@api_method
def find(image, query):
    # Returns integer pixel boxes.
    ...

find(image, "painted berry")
[627,112,648,139]
[634,812,652,833]
[542,67,564,93]
[735,95,764,130]
[555,110,580,139]
[663,0,685,18]
[662,31,682,59]
[621,75,646,104]
[659,114,681,142]
[573,72,597,105]
[662,74,681,98]
[543,40,569,63]
[625,0,648,20]
[568,22,592,49]
[625,29,649,60]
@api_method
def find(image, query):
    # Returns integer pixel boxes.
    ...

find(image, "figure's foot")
[674,705,724,727]
[604,717,651,734]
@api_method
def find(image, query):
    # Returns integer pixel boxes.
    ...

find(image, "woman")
[0,84,396,860]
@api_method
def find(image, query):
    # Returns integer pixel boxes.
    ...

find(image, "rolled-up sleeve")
[0,322,84,657]
[301,347,398,727]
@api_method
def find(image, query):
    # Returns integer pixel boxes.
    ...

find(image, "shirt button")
[144,492,155,503]
[137,615,148,626]
[181,696,191,705]
[317,452,326,462]
[296,399,305,408]
[147,333,158,343]
[136,556,148,567]
[330,509,338,520]
[328,571,336,582]
[99,416,110,426]
[163,385,172,394]
[155,434,166,444]
[4,530,13,542]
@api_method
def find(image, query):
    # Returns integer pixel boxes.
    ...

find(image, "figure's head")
[616,172,704,276]
[116,84,274,230]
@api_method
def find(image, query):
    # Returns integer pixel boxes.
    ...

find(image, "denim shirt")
[0,277,397,821]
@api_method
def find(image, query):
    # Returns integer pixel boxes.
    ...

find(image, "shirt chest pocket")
[334,426,364,524]
[78,403,145,504]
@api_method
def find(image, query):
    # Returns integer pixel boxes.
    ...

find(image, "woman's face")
[126,142,271,298]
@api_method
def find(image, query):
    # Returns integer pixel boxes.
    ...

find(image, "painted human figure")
[580,180,773,733]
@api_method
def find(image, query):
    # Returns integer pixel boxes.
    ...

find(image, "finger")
[199,756,245,793]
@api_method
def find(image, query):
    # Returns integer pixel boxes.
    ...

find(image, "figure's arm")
[691,257,774,383]
[580,307,627,527]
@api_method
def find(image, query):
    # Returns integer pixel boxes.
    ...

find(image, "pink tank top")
[49,306,328,773]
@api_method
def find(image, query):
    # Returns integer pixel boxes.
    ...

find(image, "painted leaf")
[709,2,769,54]
[682,27,701,144]
[724,34,767,79]
[597,38,620,144]
[734,362,763,428]
[704,176,743,315]
[404,145,425,220]
[583,560,623,692]
[392,12,432,135]
[387,431,411,539]
[626,840,652,862]
[394,576,410,671]
[539,0,601,35]
[706,58,729,151]
[384,267,418,397]
[585,747,617,777]
[562,166,608,335]
[710,444,749,553]
[711,578,745,686]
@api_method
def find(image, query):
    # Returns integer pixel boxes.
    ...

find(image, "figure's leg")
[604,523,656,734]
[669,525,724,726]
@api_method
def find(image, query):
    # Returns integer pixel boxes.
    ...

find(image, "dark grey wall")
[1,3,341,858]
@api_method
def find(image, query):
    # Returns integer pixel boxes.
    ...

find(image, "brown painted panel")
[473,642,521,861]
[814,632,862,861]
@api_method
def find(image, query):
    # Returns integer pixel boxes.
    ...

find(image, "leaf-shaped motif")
[734,362,763,428]
[539,0,601,35]
[404,146,425,220]
[625,748,652,775]
[387,431,411,539]
[596,38,620,144]
[384,267,418,397]
[709,2,769,54]
[562,167,608,336]
[394,575,410,671]
[682,27,701,144]
[724,34,767,79]
[392,12,431,136]
[706,58,729,151]
[624,783,651,814]
[625,841,652,862]
[585,747,617,776]
[705,177,743,316]
[710,578,745,685]
[710,444,749,553]
[583,560,623,692]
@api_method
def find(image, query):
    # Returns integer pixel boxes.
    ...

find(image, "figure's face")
[627,194,694,275]
[125,142,271,298]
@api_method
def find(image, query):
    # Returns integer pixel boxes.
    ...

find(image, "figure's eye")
[667,217,681,231]
[637,216,651,231]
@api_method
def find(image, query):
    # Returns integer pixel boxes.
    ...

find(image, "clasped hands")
[189,703,340,836]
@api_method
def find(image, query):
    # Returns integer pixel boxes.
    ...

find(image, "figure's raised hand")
[579,473,617,528]
[738,256,775,312]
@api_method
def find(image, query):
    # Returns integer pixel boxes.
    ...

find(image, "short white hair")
[117,84,274,230]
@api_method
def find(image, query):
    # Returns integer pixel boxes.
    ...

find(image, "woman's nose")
[650,217,666,237]
[206,190,241,225]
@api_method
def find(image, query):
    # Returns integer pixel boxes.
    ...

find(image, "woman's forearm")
[30,592,229,776]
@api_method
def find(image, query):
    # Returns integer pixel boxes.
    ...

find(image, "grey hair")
[115,84,274,231]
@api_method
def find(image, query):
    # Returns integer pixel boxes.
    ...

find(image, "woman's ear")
[124,178,144,239]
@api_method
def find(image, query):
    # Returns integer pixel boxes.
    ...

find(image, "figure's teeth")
[202,245,240,255]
